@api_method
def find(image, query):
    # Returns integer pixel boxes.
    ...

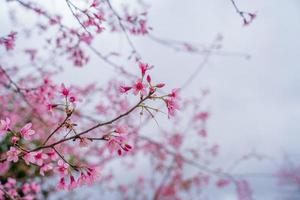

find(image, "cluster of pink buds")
[120,62,180,118]
[0,31,17,51]
[106,125,132,156]
[57,165,99,190]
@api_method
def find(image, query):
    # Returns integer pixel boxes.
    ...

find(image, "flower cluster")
[0,32,17,51]
[0,178,40,200]
[120,62,180,118]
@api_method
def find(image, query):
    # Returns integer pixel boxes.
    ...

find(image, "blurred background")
[1,0,300,199]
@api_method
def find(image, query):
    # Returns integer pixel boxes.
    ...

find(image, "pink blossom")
[139,62,152,76]
[216,179,230,188]
[30,182,40,193]
[119,85,132,93]
[91,0,100,7]
[107,138,119,154]
[5,178,16,188]
[23,153,35,165]
[79,33,93,44]
[47,149,58,161]
[0,32,17,51]
[56,177,67,190]
[165,98,180,118]
[60,83,70,97]
[146,75,151,83]
[68,175,77,190]
[0,117,10,135]
[236,180,253,200]
[33,150,48,166]
[133,79,147,96]
[22,183,31,194]
[57,160,69,176]
[79,137,91,147]
[86,167,100,185]
[169,133,183,149]
[20,123,35,140]
[156,83,165,88]
[115,125,128,134]
[11,136,19,144]
[77,172,88,186]
[6,147,20,163]
[169,88,180,100]
[40,163,53,176]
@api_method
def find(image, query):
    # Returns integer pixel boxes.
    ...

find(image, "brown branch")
[65,0,92,35]
[42,112,73,145]
[105,0,141,59]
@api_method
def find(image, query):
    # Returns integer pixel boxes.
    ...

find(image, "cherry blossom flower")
[133,79,147,96]
[139,62,152,76]
[107,138,119,154]
[86,167,100,185]
[47,149,58,161]
[20,123,35,140]
[119,85,132,93]
[11,136,19,144]
[165,98,180,118]
[115,125,128,134]
[0,117,10,135]
[30,182,40,193]
[40,163,53,176]
[60,83,70,97]
[56,160,69,176]
[79,137,91,147]
[33,150,49,166]
[68,175,77,190]
[23,153,35,165]
[56,177,67,190]
[0,31,17,51]
[169,88,180,100]
[6,147,20,163]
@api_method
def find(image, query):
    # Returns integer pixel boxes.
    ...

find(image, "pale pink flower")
[86,167,100,185]
[6,147,20,163]
[57,160,69,176]
[47,149,58,161]
[23,195,34,200]
[165,98,180,118]
[40,163,53,176]
[0,117,10,135]
[107,138,119,154]
[5,178,16,188]
[79,137,91,147]
[33,150,48,166]
[23,153,35,165]
[22,183,31,194]
[169,88,180,100]
[77,172,88,186]
[115,125,128,135]
[30,182,40,193]
[20,123,35,140]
